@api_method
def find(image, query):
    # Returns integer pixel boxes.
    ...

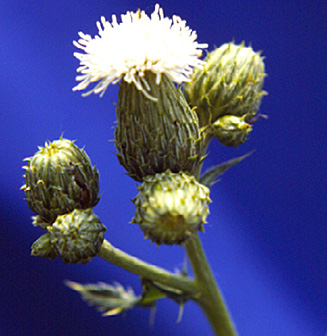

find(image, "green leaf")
[139,279,168,308]
[139,278,190,323]
[65,280,141,316]
[199,150,254,187]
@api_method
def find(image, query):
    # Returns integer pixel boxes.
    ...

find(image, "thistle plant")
[22,4,267,335]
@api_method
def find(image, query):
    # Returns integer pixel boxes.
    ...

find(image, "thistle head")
[131,170,211,245]
[22,138,100,224]
[73,4,207,98]
[184,42,267,133]
[47,208,106,264]
[115,72,205,181]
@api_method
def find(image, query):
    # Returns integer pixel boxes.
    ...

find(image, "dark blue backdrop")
[1,1,326,335]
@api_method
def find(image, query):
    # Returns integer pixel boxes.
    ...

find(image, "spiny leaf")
[139,279,167,308]
[199,150,254,187]
[140,278,192,323]
[65,280,141,316]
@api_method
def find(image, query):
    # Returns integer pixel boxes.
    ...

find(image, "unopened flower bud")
[22,138,100,224]
[115,73,205,182]
[184,42,266,128]
[131,170,211,245]
[31,233,58,260]
[48,208,106,264]
[212,115,252,147]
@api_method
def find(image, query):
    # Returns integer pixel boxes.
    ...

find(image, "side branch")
[98,239,198,296]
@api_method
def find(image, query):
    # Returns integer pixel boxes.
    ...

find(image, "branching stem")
[99,238,238,336]
[98,240,198,295]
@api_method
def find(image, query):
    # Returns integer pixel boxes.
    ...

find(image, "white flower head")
[73,4,208,97]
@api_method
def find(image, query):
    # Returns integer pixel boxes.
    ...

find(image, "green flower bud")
[115,72,205,182]
[48,208,106,264]
[184,42,267,128]
[22,138,100,224]
[131,170,211,245]
[212,115,252,147]
[31,233,58,260]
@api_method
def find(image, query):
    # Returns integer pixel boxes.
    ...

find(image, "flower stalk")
[98,239,198,296]
[186,234,238,335]
[98,238,238,335]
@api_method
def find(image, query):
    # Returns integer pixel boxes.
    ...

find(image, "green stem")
[99,237,237,335]
[98,239,198,295]
[186,233,238,336]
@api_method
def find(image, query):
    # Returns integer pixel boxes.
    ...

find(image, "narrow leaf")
[199,150,254,187]
[65,280,140,316]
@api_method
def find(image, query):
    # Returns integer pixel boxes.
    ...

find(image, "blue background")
[0,1,326,335]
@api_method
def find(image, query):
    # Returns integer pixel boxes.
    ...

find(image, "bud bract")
[22,138,100,224]
[31,233,58,260]
[31,215,50,231]
[132,170,211,245]
[48,208,106,264]
[115,72,205,182]
[184,42,266,129]
[212,115,252,147]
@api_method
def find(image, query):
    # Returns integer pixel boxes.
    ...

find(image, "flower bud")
[184,42,266,128]
[22,138,100,224]
[48,208,106,264]
[212,115,252,147]
[31,233,58,260]
[131,170,211,245]
[115,72,205,182]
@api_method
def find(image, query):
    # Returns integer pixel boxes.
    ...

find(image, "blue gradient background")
[1,1,326,335]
